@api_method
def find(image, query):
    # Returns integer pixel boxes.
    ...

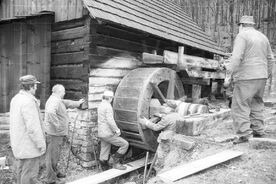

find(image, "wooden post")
[177,46,185,70]
[192,84,201,100]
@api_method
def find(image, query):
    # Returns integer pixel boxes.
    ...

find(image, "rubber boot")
[99,160,110,171]
[113,153,127,170]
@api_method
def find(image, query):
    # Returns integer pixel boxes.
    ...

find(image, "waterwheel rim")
[113,67,184,151]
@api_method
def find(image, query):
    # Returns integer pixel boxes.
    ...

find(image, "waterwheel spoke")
[150,82,166,103]
[167,72,176,99]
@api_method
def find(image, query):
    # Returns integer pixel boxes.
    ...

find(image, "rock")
[249,138,276,149]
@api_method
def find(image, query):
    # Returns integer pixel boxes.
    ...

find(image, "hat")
[239,16,255,25]
[19,75,40,84]
[103,90,114,97]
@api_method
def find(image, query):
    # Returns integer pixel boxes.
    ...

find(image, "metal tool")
[65,112,79,172]
[142,151,149,184]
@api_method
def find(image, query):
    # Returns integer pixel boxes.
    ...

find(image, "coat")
[9,90,46,159]
[227,27,274,81]
[97,100,120,138]
[44,94,81,136]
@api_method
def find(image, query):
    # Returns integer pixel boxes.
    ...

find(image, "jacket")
[145,113,182,132]
[227,27,274,81]
[97,100,120,138]
[44,94,80,136]
[9,90,46,159]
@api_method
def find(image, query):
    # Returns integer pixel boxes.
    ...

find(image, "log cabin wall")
[51,16,90,100]
[0,13,53,113]
[0,0,85,22]
[87,20,216,109]
[173,0,276,52]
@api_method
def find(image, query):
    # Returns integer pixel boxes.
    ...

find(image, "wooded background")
[173,0,276,52]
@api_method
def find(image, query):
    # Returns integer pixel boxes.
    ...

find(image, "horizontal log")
[89,55,142,69]
[90,68,131,78]
[51,65,87,80]
[142,52,164,64]
[88,93,103,101]
[51,38,86,54]
[89,77,122,86]
[181,77,210,85]
[52,18,85,32]
[95,46,141,58]
[50,79,87,93]
[52,52,86,65]
[52,26,87,41]
[89,86,107,94]
[185,69,225,79]
[64,91,85,100]
[90,35,157,53]
[164,50,220,69]
[88,101,102,109]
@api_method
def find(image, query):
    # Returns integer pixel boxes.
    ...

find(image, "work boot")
[99,160,110,171]
[253,132,266,138]
[113,153,127,170]
[233,135,252,145]
[57,172,66,178]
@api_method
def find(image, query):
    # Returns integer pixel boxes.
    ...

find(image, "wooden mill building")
[1,0,229,167]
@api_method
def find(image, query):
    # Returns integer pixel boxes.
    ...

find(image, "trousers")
[45,135,64,183]
[231,79,266,138]
[17,157,40,184]
[99,135,129,161]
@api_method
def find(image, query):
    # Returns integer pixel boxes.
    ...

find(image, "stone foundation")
[67,109,98,168]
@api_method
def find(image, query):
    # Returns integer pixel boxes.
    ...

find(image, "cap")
[19,75,40,85]
[103,90,114,97]
[239,16,255,25]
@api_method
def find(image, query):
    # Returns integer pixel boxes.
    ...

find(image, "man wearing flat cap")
[10,75,46,184]
[224,16,275,144]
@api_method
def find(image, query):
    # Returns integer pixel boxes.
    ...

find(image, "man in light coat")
[225,16,275,144]
[98,89,129,170]
[10,75,46,184]
[44,84,84,184]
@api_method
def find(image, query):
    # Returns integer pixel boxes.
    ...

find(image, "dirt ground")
[1,103,276,184]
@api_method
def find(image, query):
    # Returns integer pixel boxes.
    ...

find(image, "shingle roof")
[83,0,225,55]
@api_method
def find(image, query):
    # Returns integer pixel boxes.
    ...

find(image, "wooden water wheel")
[113,67,185,151]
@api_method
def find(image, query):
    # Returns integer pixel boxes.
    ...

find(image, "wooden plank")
[113,97,139,111]
[121,131,142,141]
[116,120,139,133]
[52,26,86,41]
[115,87,141,98]
[186,69,225,79]
[142,52,164,64]
[90,35,156,53]
[114,109,137,122]
[51,38,86,54]
[181,77,210,86]
[158,150,243,182]
[52,52,86,65]
[95,46,140,58]
[89,77,121,86]
[51,65,86,80]
[67,157,151,184]
[89,55,141,69]
[192,84,201,99]
[52,18,85,32]
[90,68,130,78]
[164,50,220,69]
[51,79,87,92]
